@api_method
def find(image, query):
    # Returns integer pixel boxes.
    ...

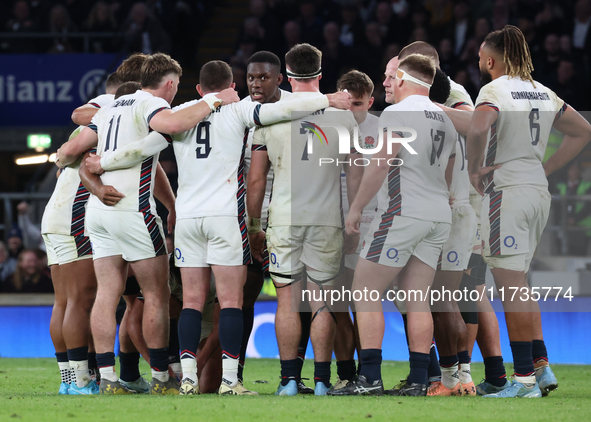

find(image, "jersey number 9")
[196,121,212,159]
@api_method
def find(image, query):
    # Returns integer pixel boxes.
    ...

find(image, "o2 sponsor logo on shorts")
[175,248,185,263]
[504,236,518,250]
[270,252,279,268]
[386,248,399,262]
[447,251,460,266]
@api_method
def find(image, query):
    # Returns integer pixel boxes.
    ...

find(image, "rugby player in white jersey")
[392,42,478,397]
[328,70,379,392]
[468,25,591,398]
[57,53,240,395]
[248,43,363,396]
[241,51,314,394]
[43,75,122,395]
[81,58,351,396]
[338,54,457,396]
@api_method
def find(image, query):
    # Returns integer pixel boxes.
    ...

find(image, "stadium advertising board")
[0,54,121,126]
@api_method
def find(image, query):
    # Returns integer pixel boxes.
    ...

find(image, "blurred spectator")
[458,37,481,88]
[382,43,400,67]
[560,34,573,58]
[438,38,456,75]
[166,1,200,67]
[446,0,472,56]
[47,4,79,53]
[374,1,398,44]
[123,2,171,54]
[357,21,384,85]
[533,33,562,86]
[535,1,566,40]
[0,241,17,283]
[320,22,354,92]
[298,1,324,47]
[34,248,51,279]
[453,68,477,101]
[62,0,93,26]
[236,17,266,52]
[339,4,365,48]
[518,17,541,56]
[491,0,510,31]
[233,37,259,67]
[357,0,377,23]
[554,59,587,111]
[249,0,281,52]
[554,161,591,256]
[1,250,53,294]
[409,26,430,44]
[473,17,491,43]
[7,227,24,259]
[232,65,249,99]
[570,0,591,52]
[278,20,301,59]
[84,1,119,53]
[3,0,38,53]
[425,0,453,41]
[17,202,45,252]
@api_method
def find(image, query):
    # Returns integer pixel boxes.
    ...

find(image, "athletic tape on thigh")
[311,305,337,325]
[271,271,303,288]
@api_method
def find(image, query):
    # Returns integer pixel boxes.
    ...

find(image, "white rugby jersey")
[243,89,292,227]
[87,90,170,214]
[475,76,565,192]
[252,92,359,227]
[172,92,330,220]
[41,94,114,235]
[341,112,380,217]
[444,78,473,209]
[377,95,457,224]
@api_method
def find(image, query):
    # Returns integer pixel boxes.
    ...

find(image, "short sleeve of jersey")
[88,93,114,109]
[548,87,566,116]
[446,89,472,109]
[89,108,104,133]
[252,126,267,151]
[378,105,405,136]
[475,84,500,112]
[144,96,171,126]
[233,101,260,128]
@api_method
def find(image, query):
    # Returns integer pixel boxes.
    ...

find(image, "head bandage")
[286,68,322,79]
[396,68,432,89]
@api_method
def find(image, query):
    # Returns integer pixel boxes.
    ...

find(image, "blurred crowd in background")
[2,0,591,292]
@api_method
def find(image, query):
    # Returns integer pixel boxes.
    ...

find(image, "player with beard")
[468,25,591,398]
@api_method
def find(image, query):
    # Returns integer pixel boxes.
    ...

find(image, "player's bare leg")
[430,270,465,396]
[61,259,96,390]
[531,298,556,394]
[91,256,127,385]
[128,254,174,390]
[238,264,265,383]
[49,264,70,392]
[116,295,150,393]
[178,266,210,392]
[274,279,302,395]
[306,277,336,394]
[488,268,538,395]
[352,258,402,392]
[333,268,357,387]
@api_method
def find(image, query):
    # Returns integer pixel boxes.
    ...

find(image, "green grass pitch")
[1,358,590,421]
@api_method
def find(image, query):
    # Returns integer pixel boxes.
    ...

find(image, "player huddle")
[43,24,591,398]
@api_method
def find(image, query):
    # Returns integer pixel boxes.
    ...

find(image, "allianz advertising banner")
[0,54,122,126]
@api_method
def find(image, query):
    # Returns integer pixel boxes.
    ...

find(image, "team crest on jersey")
[364,136,374,148]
